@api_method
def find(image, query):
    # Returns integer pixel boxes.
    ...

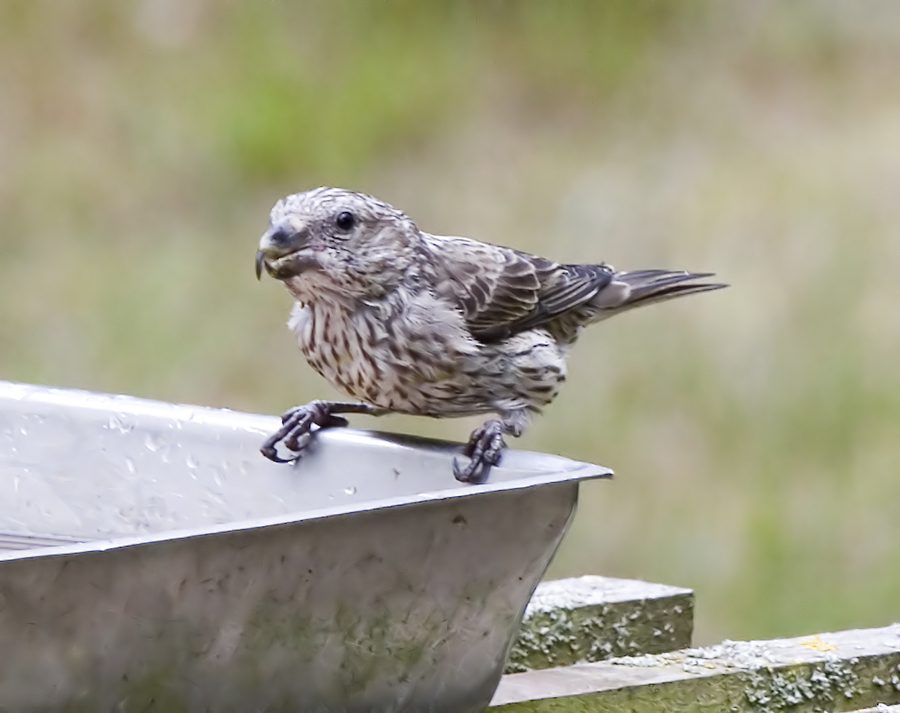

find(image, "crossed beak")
[255,222,310,280]
[255,249,265,280]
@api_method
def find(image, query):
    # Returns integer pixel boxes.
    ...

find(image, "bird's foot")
[453,419,507,484]
[260,400,377,463]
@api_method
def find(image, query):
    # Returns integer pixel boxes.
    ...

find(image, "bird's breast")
[288,299,478,414]
[287,298,569,419]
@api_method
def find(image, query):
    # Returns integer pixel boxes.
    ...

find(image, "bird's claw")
[453,419,506,484]
[260,400,349,463]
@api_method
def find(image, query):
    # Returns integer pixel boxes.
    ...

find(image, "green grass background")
[2,1,899,644]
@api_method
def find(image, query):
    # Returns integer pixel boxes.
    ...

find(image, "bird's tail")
[589,269,726,321]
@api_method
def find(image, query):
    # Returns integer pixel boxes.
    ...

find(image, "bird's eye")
[335,211,356,231]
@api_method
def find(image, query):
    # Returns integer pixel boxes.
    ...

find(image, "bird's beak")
[256,221,312,280]
[255,249,265,280]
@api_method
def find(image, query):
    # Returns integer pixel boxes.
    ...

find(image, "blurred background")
[2,0,899,645]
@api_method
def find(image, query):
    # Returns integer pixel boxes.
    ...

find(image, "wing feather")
[424,234,613,341]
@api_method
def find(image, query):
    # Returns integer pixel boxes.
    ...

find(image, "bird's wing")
[424,234,613,341]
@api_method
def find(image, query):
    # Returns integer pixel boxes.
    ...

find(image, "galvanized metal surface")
[0,381,611,712]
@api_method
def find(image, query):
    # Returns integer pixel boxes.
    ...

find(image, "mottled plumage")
[256,187,725,482]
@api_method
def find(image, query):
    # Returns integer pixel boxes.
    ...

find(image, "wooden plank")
[493,623,900,712]
[507,576,694,673]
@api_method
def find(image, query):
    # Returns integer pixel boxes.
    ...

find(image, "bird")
[255,187,725,483]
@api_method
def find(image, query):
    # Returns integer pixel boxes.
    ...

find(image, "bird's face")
[256,187,419,302]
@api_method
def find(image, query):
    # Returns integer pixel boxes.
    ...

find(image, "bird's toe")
[455,420,507,483]
[452,456,486,484]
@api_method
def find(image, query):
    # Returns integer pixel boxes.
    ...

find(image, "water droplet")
[124,457,136,474]
[343,486,357,496]
[185,454,199,470]
[108,415,133,434]
[145,433,164,452]
[18,426,27,436]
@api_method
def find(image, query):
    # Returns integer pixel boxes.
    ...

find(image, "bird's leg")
[453,419,511,484]
[260,400,385,463]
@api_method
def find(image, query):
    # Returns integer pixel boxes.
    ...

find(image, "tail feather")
[592,269,727,318]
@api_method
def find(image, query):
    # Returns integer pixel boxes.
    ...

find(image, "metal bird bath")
[0,381,610,712]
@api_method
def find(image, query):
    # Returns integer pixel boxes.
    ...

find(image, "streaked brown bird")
[256,187,725,482]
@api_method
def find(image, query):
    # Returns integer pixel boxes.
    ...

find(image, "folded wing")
[424,234,614,342]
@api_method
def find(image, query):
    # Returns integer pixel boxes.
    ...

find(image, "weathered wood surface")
[506,575,693,673]
[492,623,900,712]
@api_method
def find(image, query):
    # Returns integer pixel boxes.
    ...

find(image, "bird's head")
[256,187,421,302]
